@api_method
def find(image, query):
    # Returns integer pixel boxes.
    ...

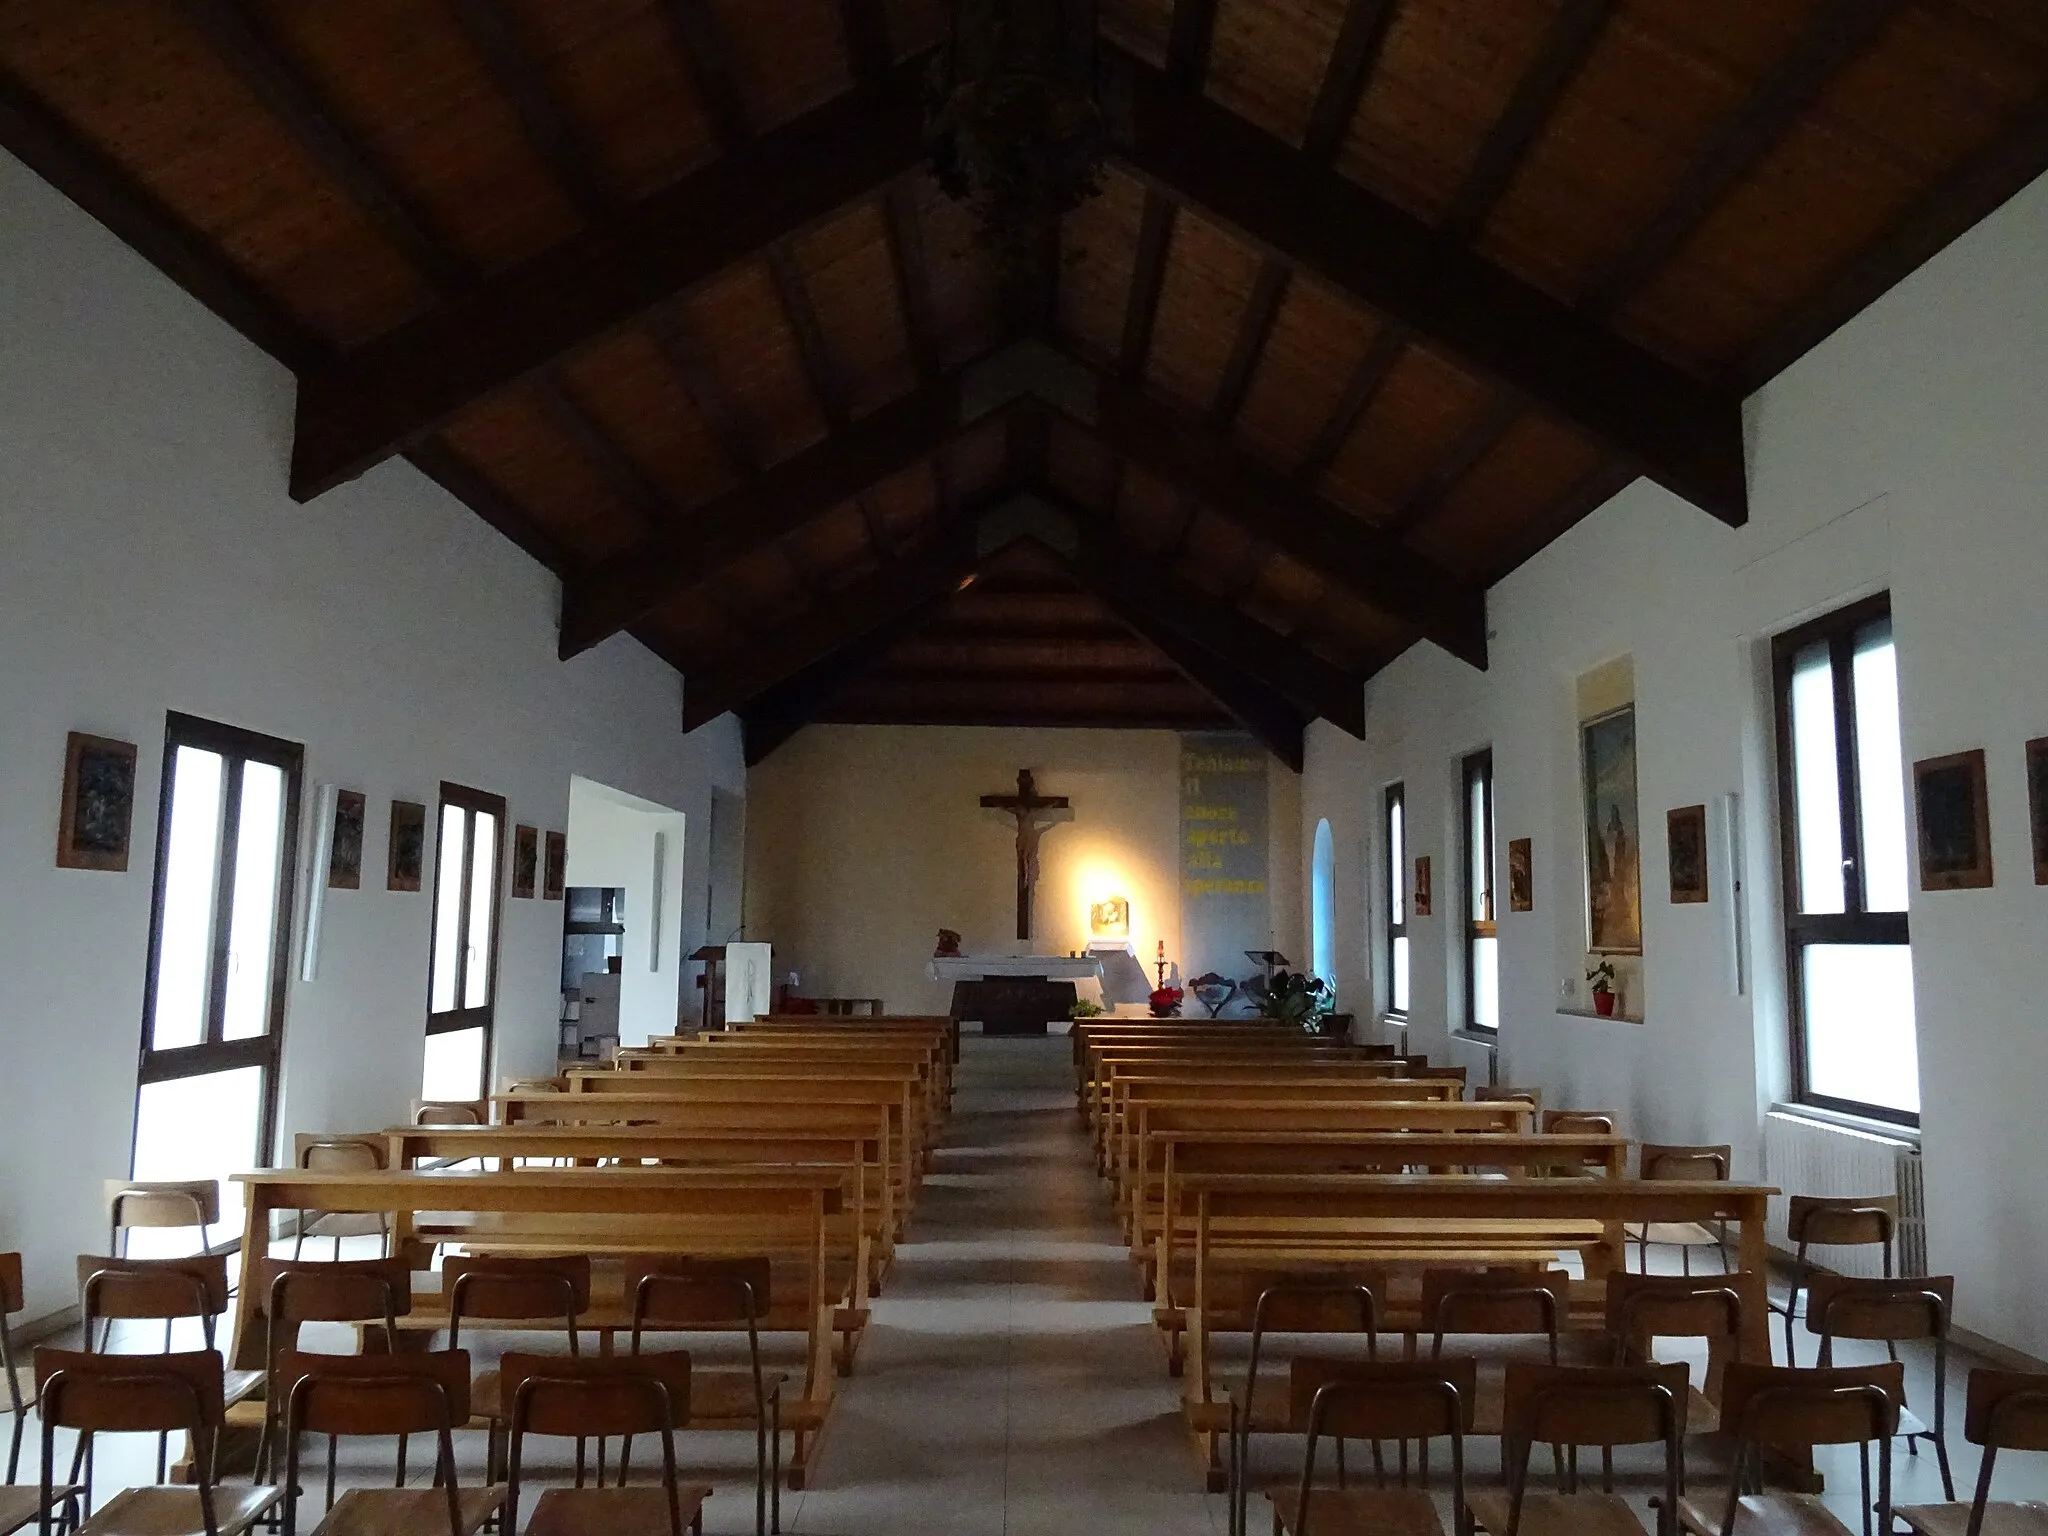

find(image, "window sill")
[1767,1102,1920,1146]
[1556,1005,1645,1025]
[1450,1028,1498,1045]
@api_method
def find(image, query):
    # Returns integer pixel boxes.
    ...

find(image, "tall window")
[1310,820,1336,991]
[1462,749,1498,1033]
[1772,595,1916,1123]
[133,714,303,1251]
[1383,784,1408,1017]
[424,782,505,1101]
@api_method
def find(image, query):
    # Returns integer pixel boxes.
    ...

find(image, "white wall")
[1302,164,2048,1358]
[564,776,689,1044]
[0,148,744,1319]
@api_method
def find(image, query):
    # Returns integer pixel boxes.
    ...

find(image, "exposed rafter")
[1300,0,1400,161]
[1110,48,1750,527]
[1165,0,1221,87]
[741,610,930,764]
[883,177,942,379]
[1115,602,1305,768]
[288,62,928,500]
[1118,189,1177,378]
[1297,323,1408,484]
[1387,392,1521,534]
[657,0,751,147]
[1210,259,1289,426]
[448,0,614,218]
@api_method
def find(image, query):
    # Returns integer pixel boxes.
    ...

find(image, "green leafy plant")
[1585,960,1617,995]
[1246,969,1334,1031]
[1068,998,1105,1020]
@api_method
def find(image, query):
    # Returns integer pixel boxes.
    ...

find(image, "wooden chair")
[1477,1088,1542,1112]
[1606,1273,1746,1434]
[275,1349,503,1536]
[106,1180,220,1258]
[1,1255,29,1485]
[1468,1362,1689,1536]
[1676,1361,1904,1536]
[1226,1279,1382,1536]
[1768,1197,1898,1366]
[409,1101,484,1126]
[292,1141,390,1261]
[443,1254,590,1479]
[1806,1274,1955,1501]
[33,1347,278,1536]
[1265,1361,1477,1536]
[1543,1111,1619,1137]
[74,1255,264,1486]
[627,1258,781,1536]
[1898,1369,2048,1535]
[249,1257,410,1484]
[501,1352,710,1536]
[1627,1146,1733,1275]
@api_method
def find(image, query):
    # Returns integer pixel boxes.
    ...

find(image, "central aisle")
[785,1034,1224,1535]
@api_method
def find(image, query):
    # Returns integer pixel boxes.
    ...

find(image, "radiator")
[1760,1111,1926,1276]
[1448,1033,1498,1089]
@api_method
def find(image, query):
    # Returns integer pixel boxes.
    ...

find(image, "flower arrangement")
[1246,969,1334,1032]
[1148,985,1184,1018]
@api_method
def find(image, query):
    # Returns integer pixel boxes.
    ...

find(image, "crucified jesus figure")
[980,768,1071,942]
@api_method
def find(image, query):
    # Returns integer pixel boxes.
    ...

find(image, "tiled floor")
[34,1035,2047,1532]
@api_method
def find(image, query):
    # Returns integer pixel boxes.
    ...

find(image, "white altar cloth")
[928,955,1104,982]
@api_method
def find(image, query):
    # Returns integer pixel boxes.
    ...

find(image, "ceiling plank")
[1165,0,1221,86]
[533,374,668,530]
[0,65,324,370]
[883,177,942,380]
[559,367,987,655]
[655,0,751,147]
[1064,516,1366,734]
[645,307,763,476]
[1057,359,1490,667]
[1111,604,1306,769]
[405,435,574,574]
[1387,391,1520,533]
[1118,189,1178,378]
[1437,0,1613,240]
[1296,323,1407,484]
[447,0,615,218]
[1580,0,1902,316]
[684,524,976,728]
[767,241,853,426]
[177,0,467,290]
[1209,259,1289,425]
[1111,48,1749,526]
[1300,0,1400,162]
[741,613,928,762]
[1737,98,2048,392]
[289,62,928,500]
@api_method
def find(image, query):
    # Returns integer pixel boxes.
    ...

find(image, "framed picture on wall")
[2027,736,2048,885]
[327,789,366,890]
[1507,838,1533,913]
[543,830,567,901]
[1667,805,1709,904]
[1581,704,1643,954]
[1413,855,1432,916]
[387,800,426,892]
[512,824,539,899]
[56,731,138,872]
[1914,748,1994,890]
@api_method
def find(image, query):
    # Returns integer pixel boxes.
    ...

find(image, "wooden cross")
[980,768,1070,941]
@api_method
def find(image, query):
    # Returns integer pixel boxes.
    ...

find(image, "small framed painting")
[543,830,567,901]
[56,732,138,872]
[1412,855,1432,917]
[1667,805,1709,904]
[2027,736,2048,886]
[327,790,366,889]
[1914,749,1993,891]
[1507,838,1533,913]
[387,800,426,892]
[512,824,539,899]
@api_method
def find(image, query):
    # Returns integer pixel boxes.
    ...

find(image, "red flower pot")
[1592,989,1616,1018]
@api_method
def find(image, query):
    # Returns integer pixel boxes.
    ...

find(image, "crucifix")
[980,768,1070,941]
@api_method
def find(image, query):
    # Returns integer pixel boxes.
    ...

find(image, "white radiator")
[1761,1111,1926,1276]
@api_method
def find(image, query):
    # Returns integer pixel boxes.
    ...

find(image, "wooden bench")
[562,1064,937,1165]
[1078,1044,1394,1126]
[619,1039,952,1116]
[1099,1074,1469,1178]
[232,1164,857,1488]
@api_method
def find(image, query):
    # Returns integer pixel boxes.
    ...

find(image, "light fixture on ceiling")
[925,0,1108,283]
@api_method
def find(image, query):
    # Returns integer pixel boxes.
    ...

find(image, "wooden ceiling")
[4,0,2046,764]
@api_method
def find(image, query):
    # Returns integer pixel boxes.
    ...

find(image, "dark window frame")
[1461,748,1497,1035]
[1383,782,1407,1019]
[133,711,305,1169]
[426,782,507,1065]
[1770,592,1914,1126]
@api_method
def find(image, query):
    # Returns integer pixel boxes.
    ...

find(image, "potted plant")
[1147,984,1185,1018]
[1068,998,1105,1021]
[1586,960,1619,1017]
[1247,970,1336,1034]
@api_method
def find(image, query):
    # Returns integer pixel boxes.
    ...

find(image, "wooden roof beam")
[1301,0,1400,161]
[289,61,928,500]
[656,0,750,147]
[1118,189,1177,378]
[1109,48,1749,527]
[448,0,614,219]
[1108,601,1306,770]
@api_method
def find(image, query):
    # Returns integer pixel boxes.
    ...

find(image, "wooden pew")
[232,1164,858,1487]
[1167,1171,1775,1483]
[1077,1043,1392,1126]
[620,1039,952,1116]
[1100,1073,1467,1178]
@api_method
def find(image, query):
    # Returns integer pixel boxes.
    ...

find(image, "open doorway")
[564,777,687,1047]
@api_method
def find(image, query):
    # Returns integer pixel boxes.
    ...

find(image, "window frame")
[425,781,507,1057]
[1382,783,1407,1020]
[1461,748,1498,1035]
[1770,592,1914,1126]
[132,711,305,1166]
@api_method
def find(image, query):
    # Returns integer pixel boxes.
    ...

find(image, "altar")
[929,954,1103,1037]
